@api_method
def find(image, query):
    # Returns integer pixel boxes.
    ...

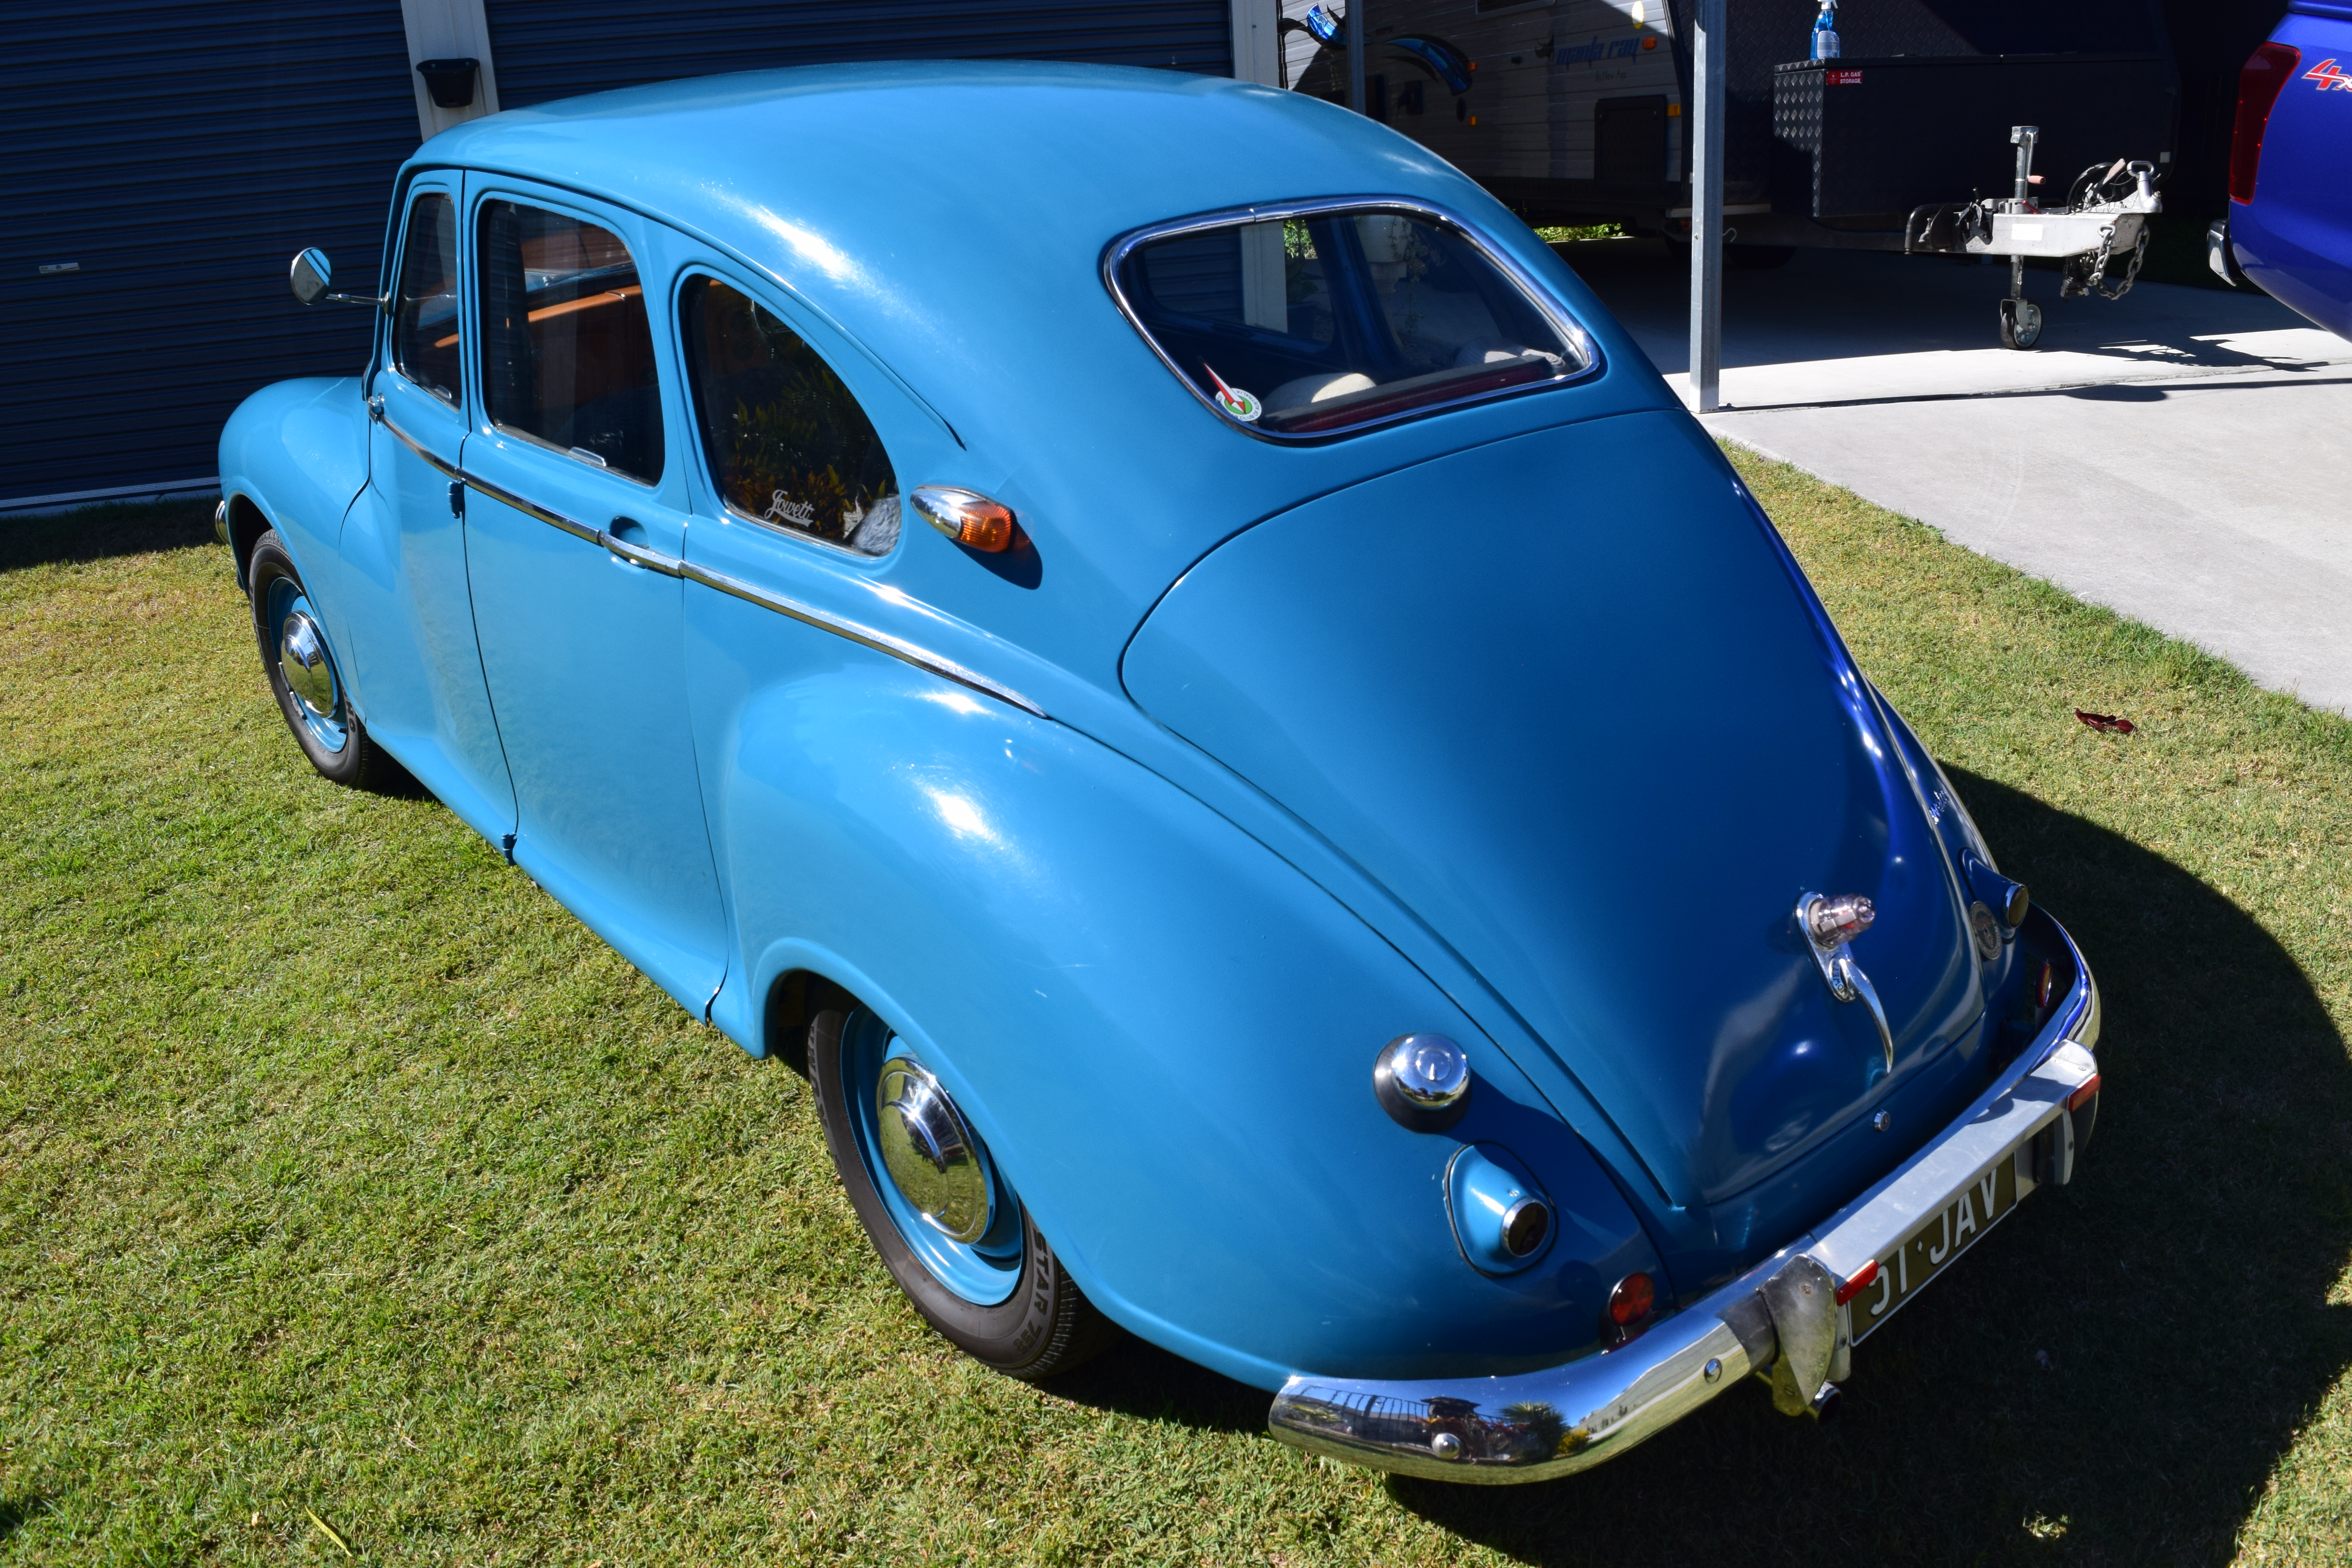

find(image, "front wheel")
[809,1003,1117,1379]
[1999,295,2043,350]
[246,529,408,791]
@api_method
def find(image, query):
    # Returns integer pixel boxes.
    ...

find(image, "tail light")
[2230,43,2301,204]
[1606,1271,1655,1327]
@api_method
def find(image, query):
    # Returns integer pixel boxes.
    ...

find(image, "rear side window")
[1109,206,1590,438]
[392,194,460,403]
[680,276,900,555]
[477,200,664,483]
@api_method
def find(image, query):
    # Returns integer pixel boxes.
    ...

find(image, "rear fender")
[686,604,1666,1390]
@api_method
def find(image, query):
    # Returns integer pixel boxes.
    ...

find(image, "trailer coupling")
[1902,125,2163,349]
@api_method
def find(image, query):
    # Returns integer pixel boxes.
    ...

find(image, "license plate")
[1849,1148,2022,1341]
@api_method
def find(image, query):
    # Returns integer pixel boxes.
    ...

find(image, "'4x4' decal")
[2307,57,2352,91]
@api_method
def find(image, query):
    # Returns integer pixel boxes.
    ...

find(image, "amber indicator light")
[911,486,1017,554]
[2067,1073,2102,1113]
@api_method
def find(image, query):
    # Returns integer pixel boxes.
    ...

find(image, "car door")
[663,262,970,1046]
[340,176,517,843]
[456,181,730,1015]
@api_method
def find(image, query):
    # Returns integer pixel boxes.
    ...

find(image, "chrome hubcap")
[279,610,336,719]
[875,1056,994,1244]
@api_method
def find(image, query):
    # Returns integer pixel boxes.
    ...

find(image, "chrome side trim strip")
[386,423,1045,717]
[678,559,1046,718]
[381,416,460,480]
[461,470,601,547]
[1266,907,2101,1484]
[599,531,684,577]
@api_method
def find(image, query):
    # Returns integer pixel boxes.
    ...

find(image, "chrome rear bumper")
[1267,910,2102,1483]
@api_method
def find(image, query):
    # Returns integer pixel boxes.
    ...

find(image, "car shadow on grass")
[0,499,218,574]
[1045,1334,1271,1439]
[0,1495,46,1542]
[1370,771,2352,1565]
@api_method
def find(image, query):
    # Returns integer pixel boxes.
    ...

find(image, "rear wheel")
[809,1002,1117,1379]
[247,530,408,791]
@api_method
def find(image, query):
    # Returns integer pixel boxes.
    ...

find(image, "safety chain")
[2094,224,2148,301]
[2063,220,2149,303]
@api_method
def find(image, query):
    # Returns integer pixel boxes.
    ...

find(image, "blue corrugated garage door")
[485,0,1231,107]
[5,1,1230,510]
[0,3,419,507]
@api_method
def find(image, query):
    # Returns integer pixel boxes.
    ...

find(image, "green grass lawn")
[4,457,2349,1565]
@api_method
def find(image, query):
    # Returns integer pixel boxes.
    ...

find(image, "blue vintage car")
[217,61,2102,1481]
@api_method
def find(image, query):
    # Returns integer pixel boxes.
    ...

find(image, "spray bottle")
[1811,0,1840,61]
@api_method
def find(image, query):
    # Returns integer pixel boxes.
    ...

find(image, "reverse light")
[1445,1144,1552,1274]
[1502,1198,1551,1258]
[1804,893,1875,947]
[2230,43,2301,204]
[911,486,1016,553]
[1960,852,2030,929]
[1607,1271,1656,1326]
[1834,1259,1880,1307]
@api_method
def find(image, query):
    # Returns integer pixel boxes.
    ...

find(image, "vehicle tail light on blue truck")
[2231,43,2302,203]
[218,61,2101,1482]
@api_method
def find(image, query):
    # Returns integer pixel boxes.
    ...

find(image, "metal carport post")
[1688,0,1726,412]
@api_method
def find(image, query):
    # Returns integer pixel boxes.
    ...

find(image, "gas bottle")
[1811,0,1841,60]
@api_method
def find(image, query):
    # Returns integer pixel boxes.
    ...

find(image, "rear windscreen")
[1111,208,1589,438]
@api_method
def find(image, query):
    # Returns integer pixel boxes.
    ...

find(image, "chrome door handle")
[597,516,682,577]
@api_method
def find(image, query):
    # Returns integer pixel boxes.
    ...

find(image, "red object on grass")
[2075,710,2135,735]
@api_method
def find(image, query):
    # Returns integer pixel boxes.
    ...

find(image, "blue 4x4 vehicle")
[2212,0,2352,338]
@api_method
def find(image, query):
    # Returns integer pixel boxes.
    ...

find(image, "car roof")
[419,61,1584,454]
[411,63,1668,686]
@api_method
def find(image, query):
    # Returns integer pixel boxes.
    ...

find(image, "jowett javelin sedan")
[218,61,2103,1480]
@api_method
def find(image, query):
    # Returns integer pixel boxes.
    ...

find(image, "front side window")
[680,275,900,555]
[393,193,460,403]
[477,200,664,483]
[1110,207,1590,438]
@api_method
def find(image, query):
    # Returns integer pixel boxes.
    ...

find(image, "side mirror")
[290,248,332,305]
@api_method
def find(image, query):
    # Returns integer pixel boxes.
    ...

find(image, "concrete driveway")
[1562,240,2352,715]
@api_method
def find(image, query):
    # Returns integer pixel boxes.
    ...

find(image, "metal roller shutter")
[1,2,419,507]
[483,0,1233,108]
[7,1,1232,509]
